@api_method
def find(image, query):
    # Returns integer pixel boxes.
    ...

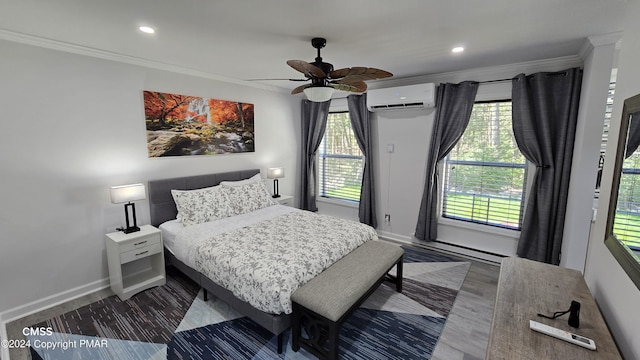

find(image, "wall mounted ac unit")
[367,83,436,111]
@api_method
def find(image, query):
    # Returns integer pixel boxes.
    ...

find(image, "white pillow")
[219,173,262,187]
[226,181,278,216]
[171,185,233,226]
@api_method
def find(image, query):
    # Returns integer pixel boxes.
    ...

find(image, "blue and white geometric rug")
[28,246,470,360]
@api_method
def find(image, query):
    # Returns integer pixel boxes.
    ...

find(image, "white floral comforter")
[193,209,377,314]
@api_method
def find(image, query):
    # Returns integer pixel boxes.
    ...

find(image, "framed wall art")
[143,90,255,157]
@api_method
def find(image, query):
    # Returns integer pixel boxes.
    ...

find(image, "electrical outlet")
[384,214,391,222]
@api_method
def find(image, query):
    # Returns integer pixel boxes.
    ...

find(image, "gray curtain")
[348,93,377,228]
[512,68,582,265]
[299,99,331,211]
[415,81,479,241]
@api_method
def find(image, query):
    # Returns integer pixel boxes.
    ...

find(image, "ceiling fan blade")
[287,60,326,78]
[330,67,393,81]
[329,81,368,93]
[291,84,311,94]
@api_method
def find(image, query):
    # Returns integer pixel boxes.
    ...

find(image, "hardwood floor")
[5,251,500,360]
[432,259,501,360]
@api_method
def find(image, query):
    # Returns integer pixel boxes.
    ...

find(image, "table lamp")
[267,167,284,198]
[110,183,146,233]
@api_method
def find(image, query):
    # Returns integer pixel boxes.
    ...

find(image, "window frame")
[317,111,364,204]
[439,98,533,232]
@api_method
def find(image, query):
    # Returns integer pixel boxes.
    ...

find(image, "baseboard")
[377,231,504,264]
[416,240,504,264]
[0,278,110,324]
[376,230,413,243]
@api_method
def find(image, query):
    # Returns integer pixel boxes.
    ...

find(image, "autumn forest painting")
[144,91,255,157]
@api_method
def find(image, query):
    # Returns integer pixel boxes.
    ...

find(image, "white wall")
[0,39,299,319]
[374,108,433,239]
[585,1,640,358]
[561,35,619,272]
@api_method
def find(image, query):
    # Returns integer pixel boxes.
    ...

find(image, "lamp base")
[272,179,280,198]
[123,226,140,234]
[122,203,140,234]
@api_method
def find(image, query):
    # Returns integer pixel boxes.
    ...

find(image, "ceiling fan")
[285,37,393,102]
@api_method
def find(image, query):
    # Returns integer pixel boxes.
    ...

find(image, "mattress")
[158,219,182,256]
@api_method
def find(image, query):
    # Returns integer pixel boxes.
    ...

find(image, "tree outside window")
[319,112,363,202]
[442,101,527,230]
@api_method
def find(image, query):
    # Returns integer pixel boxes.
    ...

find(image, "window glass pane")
[319,112,363,202]
[442,101,527,230]
[615,150,640,251]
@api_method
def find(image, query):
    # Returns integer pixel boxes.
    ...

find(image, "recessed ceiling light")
[452,46,464,53]
[139,26,155,34]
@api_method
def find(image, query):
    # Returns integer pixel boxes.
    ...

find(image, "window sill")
[317,197,360,209]
[438,217,520,238]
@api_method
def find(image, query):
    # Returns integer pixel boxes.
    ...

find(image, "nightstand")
[105,225,166,300]
[275,194,294,207]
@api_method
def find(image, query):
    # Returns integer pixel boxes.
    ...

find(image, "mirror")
[605,93,640,290]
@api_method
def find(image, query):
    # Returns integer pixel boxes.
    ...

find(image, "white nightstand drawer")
[120,242,162,264]
[119,234,161,254]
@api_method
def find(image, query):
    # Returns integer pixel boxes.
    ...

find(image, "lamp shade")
[303,86,334,102]
[267,167,285,179]
[110,183,146,204]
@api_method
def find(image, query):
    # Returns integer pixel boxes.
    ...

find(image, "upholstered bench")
[291,240,404,360]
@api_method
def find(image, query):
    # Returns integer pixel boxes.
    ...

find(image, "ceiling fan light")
[139,26,155,34]
[303,86,334,102]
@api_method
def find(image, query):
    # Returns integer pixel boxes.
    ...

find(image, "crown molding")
[369,55,584,90]
[0,28,289,94]
[578,32,622,60]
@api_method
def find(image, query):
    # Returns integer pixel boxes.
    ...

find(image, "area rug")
[28,245,470,360]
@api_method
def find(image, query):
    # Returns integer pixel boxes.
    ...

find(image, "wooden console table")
[486,257,621,359]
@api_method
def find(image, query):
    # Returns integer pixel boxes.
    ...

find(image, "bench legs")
[384,255,403,293]
[395,257,403,292]
[292,257,403,360]
[292,303,337,359]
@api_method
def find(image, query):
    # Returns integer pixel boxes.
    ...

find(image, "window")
[607,80,640,252]
[318,112,363,202]
[615,148,640,251]
[442,101,527,230]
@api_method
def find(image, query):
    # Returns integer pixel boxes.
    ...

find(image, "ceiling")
[0,0,628,93]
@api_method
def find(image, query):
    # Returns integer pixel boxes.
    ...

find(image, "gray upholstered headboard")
[147,169,260,227]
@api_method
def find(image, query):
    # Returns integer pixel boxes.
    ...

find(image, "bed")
[147,169,377,351]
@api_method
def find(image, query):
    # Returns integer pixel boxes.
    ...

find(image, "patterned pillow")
[225,181,278,216]
[219,173,262,187]
[171,185,233,226]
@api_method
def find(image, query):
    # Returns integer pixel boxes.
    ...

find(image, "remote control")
[529,320,596,350]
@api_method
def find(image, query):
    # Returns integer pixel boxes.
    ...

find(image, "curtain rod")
[478,78,512,84]
[324,79,510,100]
[478,70,572,84]
[332,79,509,99]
